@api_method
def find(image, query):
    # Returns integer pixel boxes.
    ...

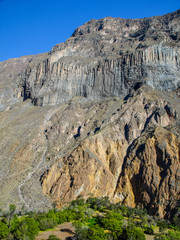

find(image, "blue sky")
[0,0,179,62]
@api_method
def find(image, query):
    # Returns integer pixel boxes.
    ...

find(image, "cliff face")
[0,10,179,218]
[17,44,179,107]
[116,127,180,219]
[1,9,178,108]
[38,86,180,218]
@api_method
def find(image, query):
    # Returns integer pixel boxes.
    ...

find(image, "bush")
[173,215,180,228]
[100,217,123,239]
[47,209,59,223]
[75,225,107,240]
[13,217,39,240]
[9,214,19,232]
[23,217,39,239]
[119,205,128,216]
[57,209,77,223]
[86,197,110,210]
[87,226,107,240]
[158,220,169,232]
[57,211,68,224]
[70,199,85,207]
[154,230,180,240]
[121,227,146,240]
[48,235,61,240]
[38,218,57,231]
[144,226,154,235]
[0,221,9,239]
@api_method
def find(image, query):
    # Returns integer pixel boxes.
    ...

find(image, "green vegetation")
[0,222,9,239]
[48,235,61,240]
[0,197,179,239]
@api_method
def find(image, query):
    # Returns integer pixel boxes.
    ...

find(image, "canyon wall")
[0,10,179,218]
[18,45,180,107]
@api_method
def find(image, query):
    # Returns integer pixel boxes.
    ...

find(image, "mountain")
[0,10,179,219]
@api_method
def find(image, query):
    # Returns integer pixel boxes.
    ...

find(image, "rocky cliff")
[39,86,180,219]
[0,9,179,109]
[0,10,179,219]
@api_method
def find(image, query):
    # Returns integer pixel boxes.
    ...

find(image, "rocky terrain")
[0,9,179,219]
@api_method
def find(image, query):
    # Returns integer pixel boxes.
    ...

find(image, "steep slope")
[0,10,180,109]
[18,9,180,106]
[39,86,180,219]
[0,10,179,219]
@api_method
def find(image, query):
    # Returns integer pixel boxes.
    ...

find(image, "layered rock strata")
[0,10,180,109]
[0,10,179,219]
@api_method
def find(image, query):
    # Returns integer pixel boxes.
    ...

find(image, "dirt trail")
[36,222,75,240]
[18,135,48,210]
[145,234,154,240]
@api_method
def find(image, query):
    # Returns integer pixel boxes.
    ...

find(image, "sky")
[0,0,179,62]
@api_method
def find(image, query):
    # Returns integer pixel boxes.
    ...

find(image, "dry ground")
[36,222,75,240]
[36,222,156,240]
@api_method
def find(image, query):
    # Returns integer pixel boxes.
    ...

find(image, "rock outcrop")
[0,10,179,219]
[0,10,179,109]
[38,86,180,218]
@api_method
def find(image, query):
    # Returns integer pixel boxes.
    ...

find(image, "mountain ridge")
[0,10,179,219]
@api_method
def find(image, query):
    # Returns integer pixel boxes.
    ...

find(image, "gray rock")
[1,10,179,107]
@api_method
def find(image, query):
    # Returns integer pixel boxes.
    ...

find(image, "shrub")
[38,218,57,231]
[119,205,128,216]
[59,209,78,222]
[75,225,107,240]
[155,230,180,240]
[12,217,39,240]
[70,199,85,207]
[144,226,154,235]
[0,221,9,239]
[86,197,110,210]
[121,227,146,240]
[87,226,107,240]
[173,215,180,228]
[57,211,68,224]
[47,209,59,223]
[9,214,19,232]
[101,217,123,239]
[158,220,169,232]
[168,230,180,240]
[22,217,39,240]
[48,235,61,240]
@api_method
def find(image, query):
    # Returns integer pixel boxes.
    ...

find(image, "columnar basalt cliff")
[1,9,178,108]
[0,10,179,219]
[17,44,180,107]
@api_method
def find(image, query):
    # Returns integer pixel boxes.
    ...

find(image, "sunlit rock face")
[0,10,179,219]
[1,9,179,108]
[39,86,180,219]
[17,44,180,107]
